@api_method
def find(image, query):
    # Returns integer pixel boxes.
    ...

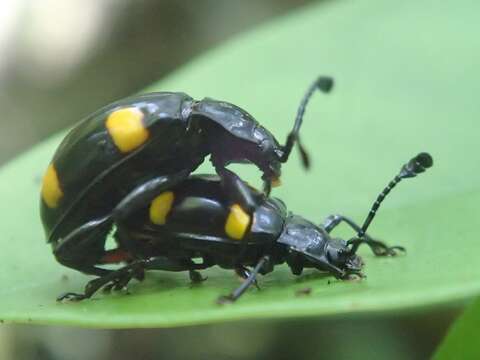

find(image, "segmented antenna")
[356,152,433,238]
[280,76,334,168]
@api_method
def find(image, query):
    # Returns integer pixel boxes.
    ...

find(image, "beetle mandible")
[41,77,333,278]
[57,153,433,302]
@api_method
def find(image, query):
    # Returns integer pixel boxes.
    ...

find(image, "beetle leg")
[57,292,88,302]
[313,260,346,279]
[314,260,364,280]
[217,255,272,304]
[114,170,192,220]
[322,214,405,256]
[59,256,212,301]
[263,180,272,196]
[102,273,133,293]
[112,170,192,257]
[83,262,143,298]
[58,262,142,301]
[347,237,405,257]
[212,167,263,265]
[114,257,210,284]
[235,267,260,290]
[53,216,114,277]
[323,214,362,233]
[58,261,146,301]
[214,166,260,212]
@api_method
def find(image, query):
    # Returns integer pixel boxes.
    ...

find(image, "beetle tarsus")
[369,241,406,256]
[347,237,406,257]
[216,294,235,305]
[56,292,87,302]
[81,262,144,299]
[341,271,365,280]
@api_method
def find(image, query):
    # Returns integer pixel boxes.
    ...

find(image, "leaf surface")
[0,0,478,328]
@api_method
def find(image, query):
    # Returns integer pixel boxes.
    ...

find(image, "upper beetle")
[40,77,333,277]
[56,153,433,302]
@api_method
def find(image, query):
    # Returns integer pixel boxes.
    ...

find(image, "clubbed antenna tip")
[399,152,433,178]
[354,152,434,239]
[317,77,334,93]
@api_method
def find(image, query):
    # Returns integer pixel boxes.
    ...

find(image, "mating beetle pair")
[40,75,433,302]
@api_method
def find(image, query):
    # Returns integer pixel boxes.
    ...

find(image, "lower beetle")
[41,77,333,278]
[58,153,433,302]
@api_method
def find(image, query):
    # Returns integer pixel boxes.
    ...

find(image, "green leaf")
[434,298,480,359]
[1,0,478,328]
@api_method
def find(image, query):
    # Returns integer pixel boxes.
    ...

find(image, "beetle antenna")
[354,152,433,239]
[280,76,334,168]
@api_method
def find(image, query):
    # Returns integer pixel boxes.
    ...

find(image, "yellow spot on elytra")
[41,164,64,208]
[106,107,148,153]
[149,191,175,225]
[225,204,251,240]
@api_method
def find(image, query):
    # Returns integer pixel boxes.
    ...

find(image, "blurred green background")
[0,0,470,358]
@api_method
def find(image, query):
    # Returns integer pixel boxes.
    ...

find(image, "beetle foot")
[102,277,130,293]
[369,240,406,256]
[56,292,87,302]
[101,271,138,294]
[216,294,235,305]
[341,270,365,281]
[84,268,138,297]
[295,287,312,297]
[350,236,406,257]
[189,270,207,283]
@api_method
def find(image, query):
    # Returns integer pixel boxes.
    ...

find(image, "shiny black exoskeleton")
[57,153,433,303]
[41,77,333,278]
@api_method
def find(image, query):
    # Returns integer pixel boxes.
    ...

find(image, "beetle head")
[324,239,363,274]
[208,125,283,188]
[279,215,363,278]
[194,99,284,187]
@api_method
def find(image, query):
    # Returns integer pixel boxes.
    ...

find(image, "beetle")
[57,152,433,302]
[41,76,333,278]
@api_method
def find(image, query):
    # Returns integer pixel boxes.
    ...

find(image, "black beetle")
[57,152,433,302]
[41,77,333,277]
